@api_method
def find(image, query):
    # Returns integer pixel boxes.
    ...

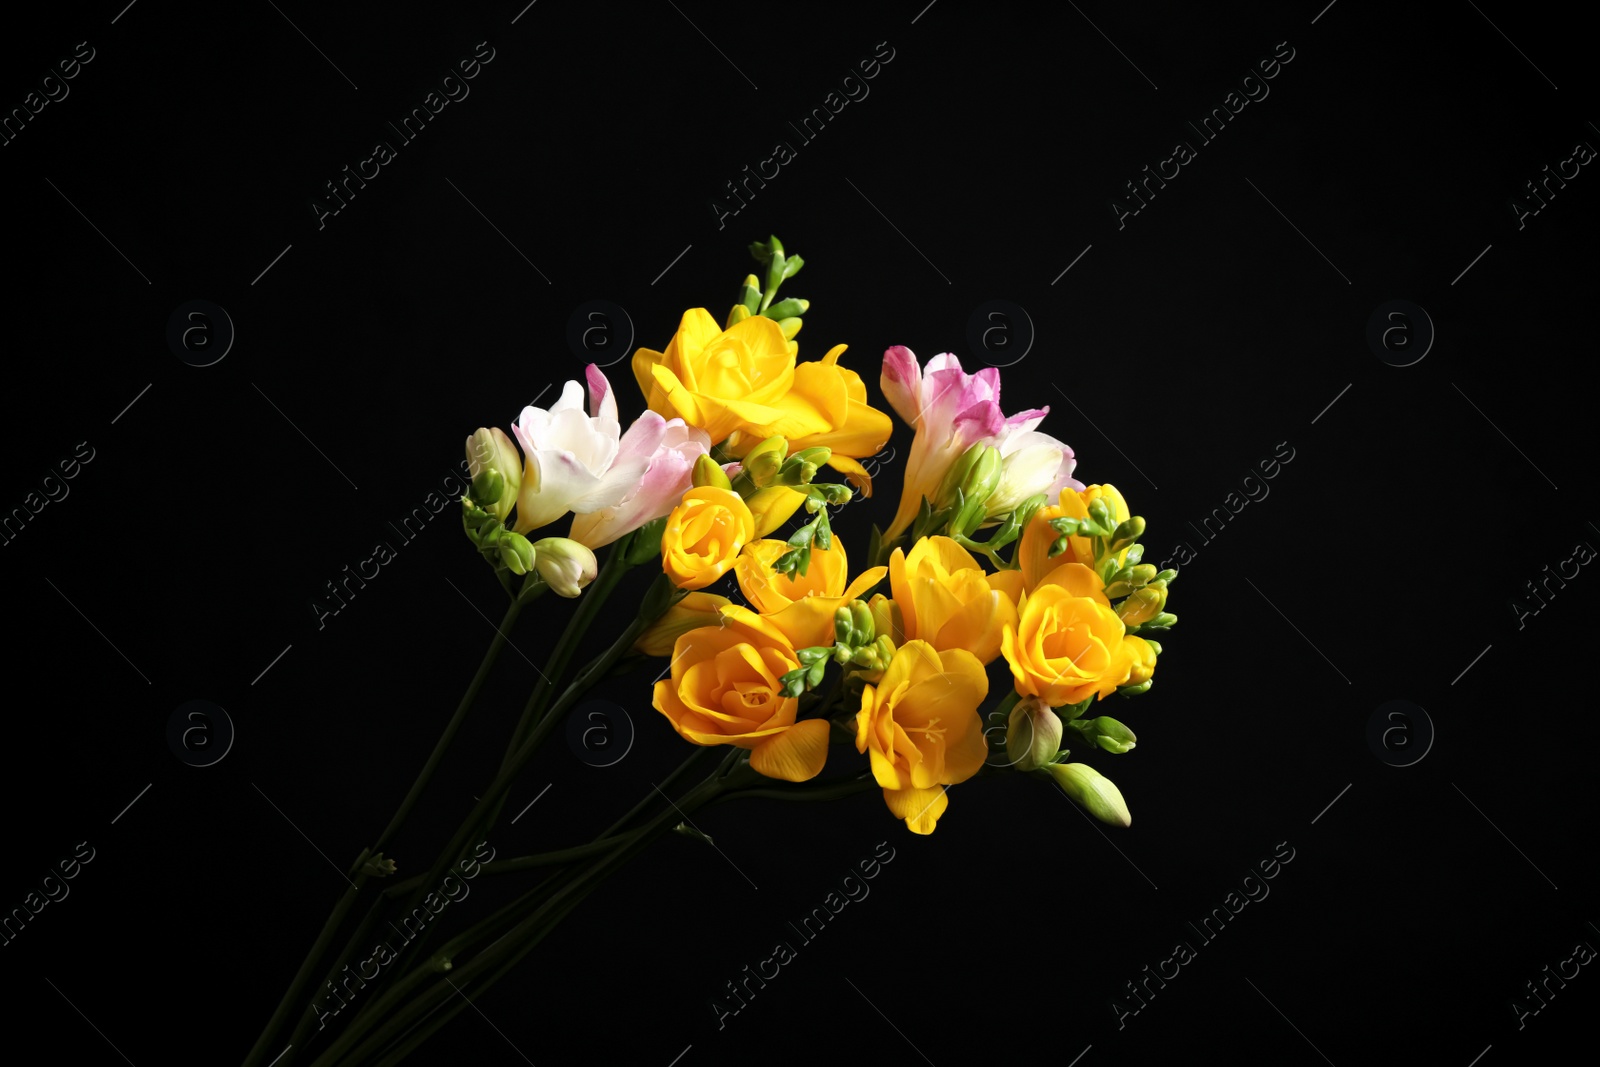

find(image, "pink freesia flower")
[880,347,1069,539]
[563,366,711,549]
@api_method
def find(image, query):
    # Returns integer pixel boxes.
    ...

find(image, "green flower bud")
[934,444,1002,513]
[465,427,523,521]
[835,606,855,646]
[849,601,875,643]
[470,469,505,509]
[692,453,733,491]
[531,537,597,596]
[780,668,808,698]
[1089,715,1137,754]
[726,304,752,328]
[849,644,883,670]
[1109,516,1146,552]
[764,297,809,319]
[779,447,832,486]
[1155,569,1178,583]
[1118,679,1153,696]
[805,659,826,688]
[1086,498,1112,532]
[497,531,536,575]
[1006,697,1063,771]
[741,436,788,489]
[777,316,803,340]
[739,274,763,314]
[1047,763,1132,827]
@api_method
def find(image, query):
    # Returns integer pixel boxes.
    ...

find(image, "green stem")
[365,886,593,1066]
[346,761,870,1063]
[596,743,718,841]
[241,873,368,1067]
[345,576,672,1032]
[500,538,633,771]
[278,888,394,1062]
[242,592,525,1067]
[375,595,527,852]
[314,773,726,1066]
[380,833,643,898]
[356,551,632,1020]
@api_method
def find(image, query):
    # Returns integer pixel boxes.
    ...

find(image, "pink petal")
[880,345,924,425]
[585,364,618,424]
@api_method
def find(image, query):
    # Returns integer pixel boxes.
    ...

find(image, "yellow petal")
[842,566,889,603]
[763,595,849,650]
[750,719,831,782]
[883,785,949,834]
[825,453,875,497]
[746,486,807,538]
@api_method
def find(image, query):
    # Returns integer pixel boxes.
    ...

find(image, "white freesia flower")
[511,375,646,535]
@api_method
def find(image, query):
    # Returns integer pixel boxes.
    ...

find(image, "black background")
[2,1,1596,1064]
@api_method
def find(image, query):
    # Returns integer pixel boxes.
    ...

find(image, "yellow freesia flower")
[661,486,756,590]
[633,592,730,657]
[734,537,886,648]
[633,310,891,493]
[651,605,831,782]
[1000,562,1136,707]
[855,640,988,834]
[725,345,892,496]
[887,536,1023,665]
[1018,483,1132,591]
[631,309,826,446]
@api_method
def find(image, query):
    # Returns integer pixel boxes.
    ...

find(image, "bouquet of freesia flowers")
[242,237,1178,1066]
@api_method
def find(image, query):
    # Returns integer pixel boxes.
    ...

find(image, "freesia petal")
[884,785,949,835]
[880,345,923,424]
[585,364,618,424]
[749,719,831,782]
[515,450,603,532]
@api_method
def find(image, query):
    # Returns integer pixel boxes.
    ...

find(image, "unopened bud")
[1006,697,1063,771]
[849,601,875,643]
[835,606,855,646]
[742,436,788,489]
[692,453,733,491]
[465,427,522,521]
[1047,763,1132,827]
[765,297,809,319]
[532,537,597,597]
[869,594,903,646]
[1089,715,1137,754]
[497,531,536,575]
[1109,516,1146,552]
[1116,583,1167,626]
